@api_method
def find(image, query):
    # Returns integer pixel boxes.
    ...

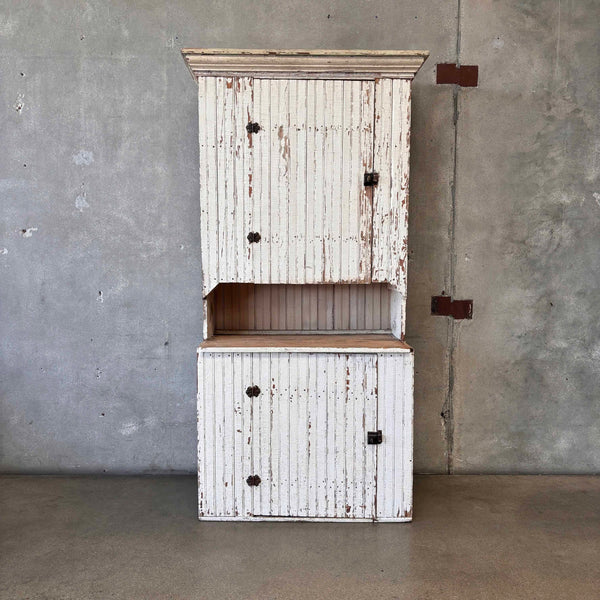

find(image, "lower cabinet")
[197,350,413,521]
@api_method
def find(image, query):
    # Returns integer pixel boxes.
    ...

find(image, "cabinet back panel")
[211,284,391,332]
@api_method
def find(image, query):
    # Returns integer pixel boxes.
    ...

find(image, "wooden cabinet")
[183,49,428,521]
[198,347,413,521]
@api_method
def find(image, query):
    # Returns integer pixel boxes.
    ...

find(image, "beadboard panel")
[210,283,391,332]
[198,77,375,296]
[372,78,411,299]
[198,351,413,521]
[376,352,414,521]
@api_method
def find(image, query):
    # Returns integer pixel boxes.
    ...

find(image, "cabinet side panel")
[372,78,411,295]
[198,353,217,516]
[199,78,219,296]
[376,352,414,520]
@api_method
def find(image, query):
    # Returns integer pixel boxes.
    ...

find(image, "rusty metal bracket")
[436,63,478,87]
[431,295,473,320]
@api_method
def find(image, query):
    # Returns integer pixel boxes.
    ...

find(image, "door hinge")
[431,295,473,319]
[367,430,382,445]
[364,172,379,187]
[246,474,261,486]
[246,122,260,134]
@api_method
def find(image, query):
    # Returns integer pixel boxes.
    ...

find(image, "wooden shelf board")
[199,334,412,354]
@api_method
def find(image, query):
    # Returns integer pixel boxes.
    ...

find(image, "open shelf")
[199,333,412,353]
[203,283,405,341]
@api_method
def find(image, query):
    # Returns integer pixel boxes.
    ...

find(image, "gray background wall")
[1,0,598,474]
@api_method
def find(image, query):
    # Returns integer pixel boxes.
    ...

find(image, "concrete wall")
[1,1,598,474]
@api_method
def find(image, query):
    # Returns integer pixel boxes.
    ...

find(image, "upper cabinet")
[182,50,428,297]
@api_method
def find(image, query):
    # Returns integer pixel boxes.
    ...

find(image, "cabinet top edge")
[181,48,429,81]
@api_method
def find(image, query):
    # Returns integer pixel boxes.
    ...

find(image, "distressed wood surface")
[198,351,412,521]
[182,48,428,80]
[372,78,411,300]
[376,352,414,521]
[199,78,375,296]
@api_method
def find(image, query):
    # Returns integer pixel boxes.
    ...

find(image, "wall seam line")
[442,0,462,475]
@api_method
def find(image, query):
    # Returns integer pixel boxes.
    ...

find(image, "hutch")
[182,49,428,521]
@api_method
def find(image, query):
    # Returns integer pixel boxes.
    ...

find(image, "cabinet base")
[198,515,412,523]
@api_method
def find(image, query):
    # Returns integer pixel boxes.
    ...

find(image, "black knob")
[247,232,261,243]
[246,122,260,134]
[246,385,261,397]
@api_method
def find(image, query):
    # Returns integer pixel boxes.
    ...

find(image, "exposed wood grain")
[200,334,412,352]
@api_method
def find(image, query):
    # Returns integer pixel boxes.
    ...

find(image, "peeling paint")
[20,227,37,238]
[0,248,8,255]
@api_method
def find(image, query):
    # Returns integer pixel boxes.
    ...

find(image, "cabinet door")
[251,353,378,519]
[199,77,375,295]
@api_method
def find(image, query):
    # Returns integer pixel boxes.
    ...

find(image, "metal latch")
[246,475,261,486]
[247,232,261,243]
[245,385,261,398]
[367,430,382,445]
[246,122,260,134]
[364,172,379,186]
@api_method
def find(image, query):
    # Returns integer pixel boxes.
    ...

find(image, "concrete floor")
[1,476,599,599]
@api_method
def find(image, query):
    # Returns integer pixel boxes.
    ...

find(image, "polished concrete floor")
[1,475,599,599]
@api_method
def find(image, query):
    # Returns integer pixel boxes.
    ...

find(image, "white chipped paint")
[0,248,8,255]
[72,150,94,165]
[75,192,89,211]
[593,192,600,208]
[20,227,37,238]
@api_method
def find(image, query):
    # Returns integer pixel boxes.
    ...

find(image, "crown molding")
[181,49,429,81]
